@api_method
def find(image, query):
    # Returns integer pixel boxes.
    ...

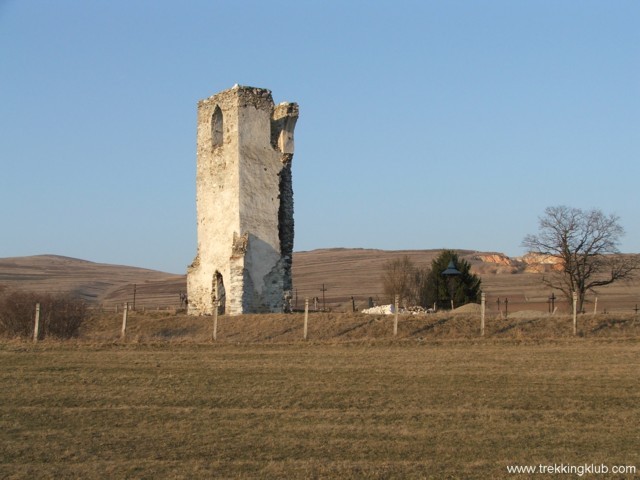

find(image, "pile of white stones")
[361,304,395,315]
[361,305,435,315]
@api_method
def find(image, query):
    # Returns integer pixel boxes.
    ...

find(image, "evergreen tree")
[423,250,481,310]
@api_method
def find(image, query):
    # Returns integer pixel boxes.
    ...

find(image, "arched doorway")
[213,271,226,314]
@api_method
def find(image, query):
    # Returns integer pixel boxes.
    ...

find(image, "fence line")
[9,297,639,343]
[5,286,637,317]
[87,296,639,316]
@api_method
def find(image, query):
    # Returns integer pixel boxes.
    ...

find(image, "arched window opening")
[211,106,223,148]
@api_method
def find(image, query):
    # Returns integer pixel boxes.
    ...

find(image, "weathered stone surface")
[187,85,299,315]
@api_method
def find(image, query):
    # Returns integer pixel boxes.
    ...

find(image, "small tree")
[422,250,481,310]
[412,266,431,308]
[381,256,416,306]
[522,205,639,312]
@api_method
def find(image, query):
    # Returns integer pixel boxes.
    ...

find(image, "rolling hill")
[0,255,183,306]
[0,249,638,314]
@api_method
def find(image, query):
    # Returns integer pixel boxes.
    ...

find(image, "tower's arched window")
[211,106,223,148]
[214,271,226,314]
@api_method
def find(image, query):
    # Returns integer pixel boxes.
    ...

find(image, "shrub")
[42,294,87,339]
[0,290,39,337]
[0,290,87,339]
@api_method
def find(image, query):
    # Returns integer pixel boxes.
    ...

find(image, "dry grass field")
[1,338,639,478]
[79,309,640,344]
[2,250,639,477]
[1,312,640,478]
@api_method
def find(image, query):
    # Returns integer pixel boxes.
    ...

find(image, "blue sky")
[1,0,638,274]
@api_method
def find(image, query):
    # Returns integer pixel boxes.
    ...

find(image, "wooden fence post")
[212,299,218,341]
[121,302,128,339]
[480,292,486,336]
[593,297,598,316]
[572,292,577,336]
[304,298,309,340]
[393,294,399,336]
[33,303,40,343]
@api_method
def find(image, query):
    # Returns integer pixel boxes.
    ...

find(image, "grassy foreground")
[1,340,639,479]
[81,310,640,343]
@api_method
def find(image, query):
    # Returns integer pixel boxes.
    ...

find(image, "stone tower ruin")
[187,85,299,315]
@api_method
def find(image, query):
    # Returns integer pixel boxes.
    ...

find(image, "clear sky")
[1,0,638,274]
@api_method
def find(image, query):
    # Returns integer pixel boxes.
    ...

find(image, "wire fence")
[4,282,638,317]
[89,293,640,319]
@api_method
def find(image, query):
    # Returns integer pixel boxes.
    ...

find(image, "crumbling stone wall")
[187,85,299,315]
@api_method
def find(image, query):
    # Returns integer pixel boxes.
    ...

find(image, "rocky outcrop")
[518,253,563,273]
[474,253,512,265]
[471,253,520,274]
[472,252,563,274]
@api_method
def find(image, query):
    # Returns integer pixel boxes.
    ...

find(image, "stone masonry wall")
[187,85,298,315]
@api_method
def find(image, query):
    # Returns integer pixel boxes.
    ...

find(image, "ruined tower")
[187,85,299,315]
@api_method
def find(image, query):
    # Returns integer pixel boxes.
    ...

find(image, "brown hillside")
[0,250,638,314]
[291,249,639,313]
[0,255,183,305]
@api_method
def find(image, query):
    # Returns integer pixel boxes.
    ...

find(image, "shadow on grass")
[494,318,541,334]
[591,317,636,333]
[263,325,298,341]
[411,316,450,336]
[335,318,376,337]
[153,326,199,339]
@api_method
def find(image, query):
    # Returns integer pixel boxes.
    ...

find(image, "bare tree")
[522,206,639,312]
[381,256,417,306]
[412,266,431,308]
